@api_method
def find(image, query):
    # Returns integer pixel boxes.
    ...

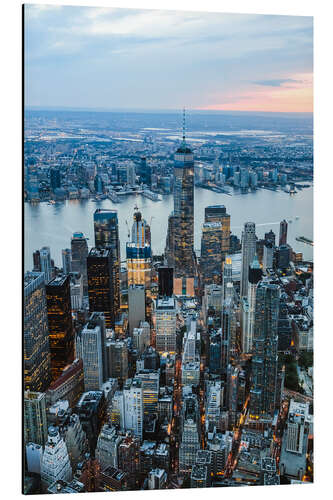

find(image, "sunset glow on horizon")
[25,6,313,113]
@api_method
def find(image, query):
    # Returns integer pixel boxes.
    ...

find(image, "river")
[24,186,313,271]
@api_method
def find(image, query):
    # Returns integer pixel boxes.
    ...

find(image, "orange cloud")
[198,73,313,113]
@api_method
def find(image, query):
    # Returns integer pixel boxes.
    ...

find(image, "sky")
[24,4,313,112]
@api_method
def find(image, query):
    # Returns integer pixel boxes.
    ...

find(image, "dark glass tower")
[71,232,88,295]
[46,274,74,381]
[200,221,223,285]
[87,248,114,328]
[279,219,288,246]
[24,272,52,392]
[249,282,280,419]
[172,111,195,278]
[158,266,173,297]
[94,209,120,317]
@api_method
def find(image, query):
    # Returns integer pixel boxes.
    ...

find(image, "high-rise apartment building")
[24,272,52,392]
[241,255,263,353]
[240,222,256,298]
[87,248,114,328]
[94,209,120,316]
[46,275,74,381]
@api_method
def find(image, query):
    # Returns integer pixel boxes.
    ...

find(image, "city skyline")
[24,5,313,112]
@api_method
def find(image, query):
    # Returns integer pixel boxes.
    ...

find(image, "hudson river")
[24,186,313,271]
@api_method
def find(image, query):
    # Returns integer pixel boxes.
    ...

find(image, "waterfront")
[24,186,313,270]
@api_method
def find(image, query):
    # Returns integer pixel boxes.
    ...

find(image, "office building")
[128,284,146,334]
[278,244,291,270]
[148,469,167,489]
[40,246,53,283]
[200,221,223,285]
[249,282,280,420]
[26,443,43,475]
[71,232,88,295]
[265,230,276,246]
[79,315,104,391]
[123,378,144,438]
[46,275,74,381]
[24,391,48,447]
[279,219,288,246]
[172,114,196,278]
[24,272,52,392]
[70,272,83,310]
[106,339,128,385]
[87,248,114,328]
[33,250,41,272]
[204,205,231,259]
[263,241,274,272]
[280,400,311,479]
[94,209,120,316]
[96,424,122,470]
[41,426,72,492]
[75,391,106,454]
[62,248,72,275]
[191,465,208,488]
[64,414,89,471]
[50,168,61,190]
[155,297,177,354]
[136,369,160,417]
[132,322,150,355]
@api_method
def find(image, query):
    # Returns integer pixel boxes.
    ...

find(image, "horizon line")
[25,105,313,115]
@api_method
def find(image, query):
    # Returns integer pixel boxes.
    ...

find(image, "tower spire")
[182,107,186,144]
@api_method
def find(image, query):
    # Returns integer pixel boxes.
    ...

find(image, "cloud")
[253,78,303,87]
[24,5,313,112]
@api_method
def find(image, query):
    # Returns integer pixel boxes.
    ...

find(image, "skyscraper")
[71,232,88,295]
[126,209,152,288]
[241,255,263,353]
[128,284,146,334]
[79,315,104,391]
[279,219,288,246]
[155,297,177,355]
[249,282,280,419]
[24,272,52,392]
[240,222,256,298]
[87,248,114,328]
[222,257,233,304]
[40,246,52,283]
[172,110,196,278]
[62,248,72,275]
[94,209,120,317]
[46,275,74,381]
[200,221,223,285]
[204,205,231,259]
[106,339,129,385]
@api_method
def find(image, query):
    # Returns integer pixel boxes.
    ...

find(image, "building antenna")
[182,107,186,144]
